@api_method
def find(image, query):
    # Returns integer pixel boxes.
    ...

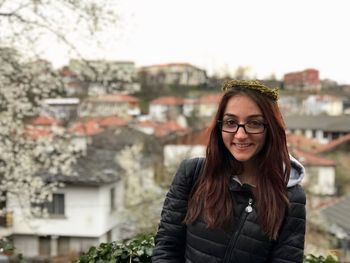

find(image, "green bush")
[73,234,154,263]
[303,254,339,263]
[74,234,340,263]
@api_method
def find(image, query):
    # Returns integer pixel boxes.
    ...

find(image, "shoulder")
[287,184,306,205]
[179,157,205,173]
[286,185,306,220]
[170,157,205,189]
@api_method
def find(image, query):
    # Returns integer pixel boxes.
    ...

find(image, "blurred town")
[1,58,350,262]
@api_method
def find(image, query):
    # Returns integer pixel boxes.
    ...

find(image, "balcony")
[0,212,13,237]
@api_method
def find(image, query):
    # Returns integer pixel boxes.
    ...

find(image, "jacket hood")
[287,155,305,188]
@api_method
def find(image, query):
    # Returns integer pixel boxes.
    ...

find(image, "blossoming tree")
[0,0,119,224]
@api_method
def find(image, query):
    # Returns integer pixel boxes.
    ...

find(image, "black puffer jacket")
[152,157,306,263]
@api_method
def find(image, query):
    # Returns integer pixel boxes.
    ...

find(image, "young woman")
[152,80,306,263]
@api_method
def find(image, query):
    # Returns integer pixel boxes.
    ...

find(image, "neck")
[238,161,258,186]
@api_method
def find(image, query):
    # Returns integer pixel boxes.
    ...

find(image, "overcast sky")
[46,0,350,84]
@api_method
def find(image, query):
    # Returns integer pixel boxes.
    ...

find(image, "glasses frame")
[217,120,267,134]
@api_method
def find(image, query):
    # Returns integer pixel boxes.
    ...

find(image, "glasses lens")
[220,120,265,134]
[245,121,265,133]
[222,120,238,132]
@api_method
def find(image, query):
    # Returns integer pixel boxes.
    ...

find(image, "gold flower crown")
[222,80,279,101]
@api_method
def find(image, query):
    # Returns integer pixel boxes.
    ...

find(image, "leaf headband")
[222,80,279,101]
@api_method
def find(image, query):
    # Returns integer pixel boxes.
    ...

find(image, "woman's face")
[221,95,267,165]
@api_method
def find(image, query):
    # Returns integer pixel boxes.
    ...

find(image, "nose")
[234,126,248,139]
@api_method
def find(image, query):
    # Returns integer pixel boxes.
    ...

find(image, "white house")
[8,179,124,258]
[292,149,336,196]
[41,98,80,121]
[69,59,141,95]
[78,95,141,118]
[196,93,222,118]
[285,115,350,144]
[138,63,207,87]
[149,96,184,122]
[302,95,344,116]
[2,127,164,260]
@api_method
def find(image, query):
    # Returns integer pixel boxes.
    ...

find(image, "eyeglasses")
[217,119,266,134]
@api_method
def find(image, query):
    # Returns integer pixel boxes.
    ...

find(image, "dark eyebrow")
[223,114,264,118]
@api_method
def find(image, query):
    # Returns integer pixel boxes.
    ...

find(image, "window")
[110,187,116,212]
[46,193,65,216]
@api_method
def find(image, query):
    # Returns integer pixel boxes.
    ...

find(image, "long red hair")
[184,88,291,240]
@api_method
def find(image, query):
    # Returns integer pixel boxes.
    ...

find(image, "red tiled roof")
[139,63,196,69]
[314,133,350,153]
[150,96,184,105]
[292,148,336,166]
[31,116,62,126]
[98,116,129,127]
[70,120,104,136]
[287,133,321,152]
[154,121,189,137]
[85,95,139,103]
[167,128,210,146]
[136,120,189,137]
[24,127,52,140]
[197,93,223,104]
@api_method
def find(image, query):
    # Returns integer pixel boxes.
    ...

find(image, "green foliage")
[74,234,154,263]
[303,254,340,263]
[0,238,14,253]
[74,234,341,263]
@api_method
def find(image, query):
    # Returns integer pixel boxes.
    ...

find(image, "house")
[285,115,350,144]
[320,195,350,261]
[149,96,184,122]
[69,59,141,95]
[283,68,321,91]
[41,98,80,121]
[2,127,164,260]
[59,66,88,97]
[278,96,303,116]
[6,147,125,259]
[78,94,140,118]
[291,148,336,196]
[196,93,222,118]
[302,95,344,116]
[138,63,207,87]
[133,120,190,138]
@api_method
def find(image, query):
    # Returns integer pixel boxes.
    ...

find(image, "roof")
[291,148,336,166]
[84,95,139,103]
[98,116,130,127]
[150,96,184,105]
[139,63,204,71]
[44,98,80,105]
[91,126,163,154]
[135,120,190,138]
[24,126,52,140]
[42,147,123,186]
[31,116,62,126]
[43,126,162,186]
[287,133,321,152]
[198,93,223,104]
[70,120,104,136]
[285,115,350,132]
[314,133,350,153]
[321,194,350,235]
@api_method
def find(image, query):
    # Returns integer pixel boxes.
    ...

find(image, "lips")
[233,143,252,149]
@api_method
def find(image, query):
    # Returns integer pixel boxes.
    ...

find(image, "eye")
[246,120,264,128]
[224,119,237,127]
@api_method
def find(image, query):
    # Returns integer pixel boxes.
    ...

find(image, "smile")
[233,143,252,149]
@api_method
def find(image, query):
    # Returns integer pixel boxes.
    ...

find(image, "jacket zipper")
[223,198,253,263]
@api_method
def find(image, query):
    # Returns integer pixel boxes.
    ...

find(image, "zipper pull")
[245,198,253,213]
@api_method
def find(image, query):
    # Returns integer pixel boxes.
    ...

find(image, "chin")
[232,154,254,162]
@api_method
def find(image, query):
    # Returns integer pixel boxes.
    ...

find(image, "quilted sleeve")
[152,158,200,263]
[269,185,306,263]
